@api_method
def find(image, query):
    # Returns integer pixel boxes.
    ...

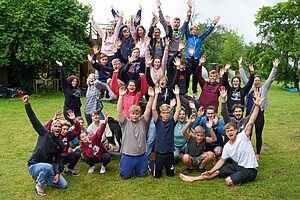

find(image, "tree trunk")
[293,59,299,90]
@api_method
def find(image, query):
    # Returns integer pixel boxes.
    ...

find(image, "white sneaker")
[88,166,95,173]
[100,165,106,174]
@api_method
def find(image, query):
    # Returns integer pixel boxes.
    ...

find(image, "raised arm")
[264,58,279,90]
[156,0,168,32]
[219,86,231,124]
[238,57,249,85]
[144,87,155,123]
[182,114,196,141]
[93,113,108,142]
[223,63,231,90]
[113,14,124,38]
[205,119,217,143]
[244,90,262,136]
[161,38,170,73]
[57,61,67,91]
[199,16,220,41]
[110,71,120,97]
[152,86,160,122]
[243,65,255,94]
[173,85,181,122]
[117,86,126,124]
[196,56,207,88]
[22,95,47,136]
[90,16,105,39]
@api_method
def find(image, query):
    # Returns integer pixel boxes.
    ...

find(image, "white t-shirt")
[221,131,258,169]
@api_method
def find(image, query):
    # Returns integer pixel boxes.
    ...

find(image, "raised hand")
[145,56,153,67]
[134,15,141,23]
[139,4,142,10]
[189,100,196,109]
[187,0,192,8]
[165,37,171,46]
[189,113,197,124]
[92,45,100,55]
[170,98,176,108]
[156,0,161,9]
[206,119,213,129]
[154,85,161,94]
[165,15,171,25]
[145,37,151,46]
[152,12,159,26]
[253,88,263,107]
[53,110,63,120]
[212,115,219,125]
[67,110,75,121]
[148,86,155,97]
[273,58,280,68]
[219,86,227,99]
[22,95,29,104]
[248,64,255,74]
[116,39,122,49]
[119,86,127,96]
[200,55,206,65]
[128,56,135,64]
[238,57,243,67]
[212,16,221,25]
[178,41,185,51]
[56,60,63,67]
[172,85,180,95]
[188,46,195,57]
[197,106,205,118]
[173,57,181,67]
[87,54,93,63]
[224,63,231,71]
[219,68,224,77]
[118,11,124,18]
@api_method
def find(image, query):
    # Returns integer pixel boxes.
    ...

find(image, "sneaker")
[182,168,193,175]
[64,168,79,176]
[88,166,95,173]
[100,165,106,174]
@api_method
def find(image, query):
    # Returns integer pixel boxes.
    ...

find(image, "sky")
[79,0,286,44]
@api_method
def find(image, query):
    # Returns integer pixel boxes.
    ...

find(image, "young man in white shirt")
[179,89,262,186]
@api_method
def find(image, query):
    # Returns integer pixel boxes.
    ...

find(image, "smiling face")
[137,27,145,37]
[154,28,161,39]
[172,19,180,29]
[71,78,78,87]
[106,26,114,36]
[209,73,217,83]
[131,49,140,59]
[100,56,108,65]
[153,58,161,69]
[127,81,136,92]
[233,107,243,120]
[178,110,186,122]
[91,112,100,123]
[61,125,69,136]
[232,77,240,89]
[206,108,215,121]
[122,28,130,38]
[79,132,90,144]
[254,76,261,88]
[190,27,198,35]
[51,121,62,137]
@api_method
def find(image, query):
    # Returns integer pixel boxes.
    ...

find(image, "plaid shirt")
[84,86,102,115]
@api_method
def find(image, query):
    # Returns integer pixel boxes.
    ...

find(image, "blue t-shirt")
[155,117,175,153]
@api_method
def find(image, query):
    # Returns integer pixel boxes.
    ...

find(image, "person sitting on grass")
[87,110,118,152]
[118,86,154,179]
[44,110,81,176]
[179,90,262,186]
[173,106,188,161]
[181,113,217,175]
[23,95,67,196]
[78,113,111,174]
[151,85,181,178]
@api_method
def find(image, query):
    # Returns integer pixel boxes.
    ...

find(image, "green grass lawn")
[0,84,300,200]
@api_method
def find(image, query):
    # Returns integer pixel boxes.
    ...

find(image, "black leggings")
[249,111,265,154]
[61,152,81,170]
[82,153,111,167]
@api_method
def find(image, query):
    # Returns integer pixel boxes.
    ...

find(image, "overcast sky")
[79,0,286,44]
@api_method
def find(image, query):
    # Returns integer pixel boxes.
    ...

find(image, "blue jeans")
[28,163,67,189]
[174,144,187,160]
[146,117,156,160]
[120,154,148,179]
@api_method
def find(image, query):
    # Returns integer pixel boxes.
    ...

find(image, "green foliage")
[252,0,300,88]
[0,0,91,89]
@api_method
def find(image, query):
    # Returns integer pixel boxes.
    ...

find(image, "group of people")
[23,0,280,196]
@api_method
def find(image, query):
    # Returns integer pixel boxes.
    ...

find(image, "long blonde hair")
[86,73,96,87]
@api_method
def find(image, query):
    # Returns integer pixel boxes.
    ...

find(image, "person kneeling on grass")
[179,90,262,186]
[23,95,67,196]
[79,113,111,174]
[181,113,217,175]
[118,86,154,179]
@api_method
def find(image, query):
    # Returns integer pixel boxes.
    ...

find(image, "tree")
[0,0,91,90]
[253,0,300,89]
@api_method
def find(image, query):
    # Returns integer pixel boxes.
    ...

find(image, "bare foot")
[179,173,195,183]
[256,154,260,161]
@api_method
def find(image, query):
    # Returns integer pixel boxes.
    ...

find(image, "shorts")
[218,162,258,185]
[192,153,205,168]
